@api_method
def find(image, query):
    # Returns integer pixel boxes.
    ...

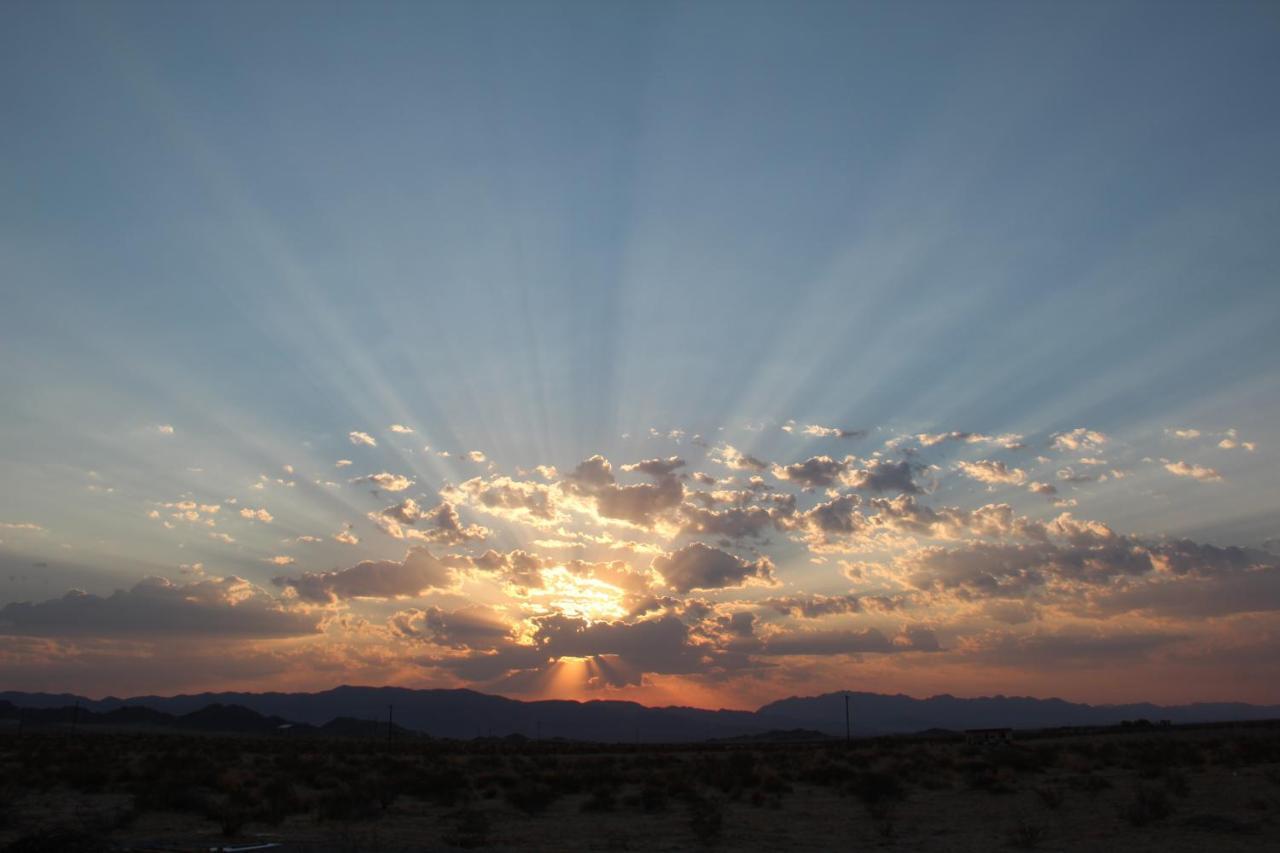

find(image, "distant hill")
[1,686,1277,742]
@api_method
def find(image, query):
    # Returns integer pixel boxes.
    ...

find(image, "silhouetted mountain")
[2,686,1277,741]
[757,691,1280,734]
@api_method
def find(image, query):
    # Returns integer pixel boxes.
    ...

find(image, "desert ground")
[2,723,1278,851]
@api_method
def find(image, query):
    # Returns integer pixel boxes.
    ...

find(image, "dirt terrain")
[1,724,1278,851]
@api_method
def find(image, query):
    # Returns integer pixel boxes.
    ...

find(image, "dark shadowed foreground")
[2,724,1279,851]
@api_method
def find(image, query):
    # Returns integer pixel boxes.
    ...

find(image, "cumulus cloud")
[1050,428,1107,453]
[621,457,686,478]
[359,472,414,492]
[892,432,1025,451]
[785,423,866,439]
[760,626,938,656]
[445,475,561,525]
[564,454,685,529]
[239,507,273,523]
[446,548,548,590]
[956,460,1027,485]
[273,547,455,603]
[842,459,921,494]
[348,431,377,447]
[389,424,414,434]
[1164,460,1223,482]
[710,444,768,472]
[772,455,850,489]
[0,576,319,638]
[369,498,488,544]
[390,605,512,649]
[651,543,775,592]
[155,424,175,435]
[335,459,353,468]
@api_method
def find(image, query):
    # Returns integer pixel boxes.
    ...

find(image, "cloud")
[0,576,319,638]
[1164,460,1223,482]
[155,424,175,435]
[0,522,44,531]
[334,529,359,545]
[390,605,512,649]
[389,424,414,434]
[842,459,921,494]
[1216,429,1256,451]
[1050,428,1107,453]
[369,498,488,544]
[789,423,866,439]
[335,459,353,468]
[761,593,873,618]
[273,547,455,603]
[621,457,686,478]
[1027,481,1057,496]
[651,543,775,592]
[680,503,787,540]
[710,444,768,472]
[564,454,685,528]
[772,455,850,489]
[239,507,273,523]
[267,556,295,566]
[359,472,414,492]
[447,548,548,590]
[467,451,487,463]
[956,460,1027,485]
[895,432,1025,450]
[760,626,938,656]
[348,431,377,447]
[1169,428,1201,439]
[445,475,561,525]
[532,613,704,676]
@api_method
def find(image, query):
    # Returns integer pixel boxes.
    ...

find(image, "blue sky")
[2,1,1279,705]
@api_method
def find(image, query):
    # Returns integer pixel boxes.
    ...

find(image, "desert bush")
[1008,816,1046,849]
[687,793,724,846]
[1033,784,1064,810]
[314,784,380,821]
[582,786,617,812]
[443,808,491,849]
[1122,783,1173,826]
[506,778,559,814]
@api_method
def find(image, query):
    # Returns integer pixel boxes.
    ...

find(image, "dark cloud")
[371,498,488,544]
[761,626,939,656]
[273,547,454,603]
[445,548,547,590]
[390,605,513,650]
[651,543,776,592]
[621,457,686,478]
[843,459,921,494]
[0,576,319,638]
[773,455,850,489]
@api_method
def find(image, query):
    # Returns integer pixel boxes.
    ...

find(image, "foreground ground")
[1,723,1278,851]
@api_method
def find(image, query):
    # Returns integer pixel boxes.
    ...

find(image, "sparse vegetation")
[0,723,1278,850]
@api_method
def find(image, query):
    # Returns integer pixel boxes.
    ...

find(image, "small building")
[964,727,1013,745]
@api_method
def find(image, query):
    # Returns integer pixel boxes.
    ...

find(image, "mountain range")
[2,686,1276,742]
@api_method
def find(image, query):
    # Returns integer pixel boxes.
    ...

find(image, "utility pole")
[844,694,850,744]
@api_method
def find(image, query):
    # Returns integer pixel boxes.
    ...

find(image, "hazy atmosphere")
[3,0,1279,711]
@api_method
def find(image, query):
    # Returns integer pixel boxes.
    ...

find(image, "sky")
[2,0,1279,709]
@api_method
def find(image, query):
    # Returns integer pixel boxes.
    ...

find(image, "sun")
[525,566,629,621]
